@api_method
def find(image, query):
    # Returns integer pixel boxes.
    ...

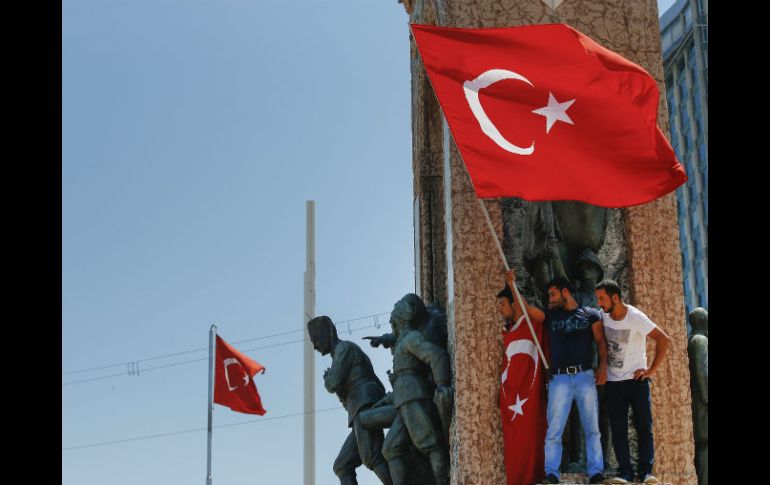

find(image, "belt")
[551,363,593,375]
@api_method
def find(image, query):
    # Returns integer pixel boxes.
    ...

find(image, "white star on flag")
[532,92,575,134]
[508,394,528,421]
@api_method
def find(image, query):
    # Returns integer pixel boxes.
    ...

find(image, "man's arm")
[324,342,353,393]
[591,320,608,385]
[363,333,397,349]
[634,326,671,380]
[505,269,545,325]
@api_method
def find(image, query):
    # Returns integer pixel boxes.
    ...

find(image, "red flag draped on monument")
[213,335,267,415]
[410,23,686,208]
[500,316,547,485]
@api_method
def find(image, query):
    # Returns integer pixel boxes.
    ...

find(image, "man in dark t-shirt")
[502,269,609,484]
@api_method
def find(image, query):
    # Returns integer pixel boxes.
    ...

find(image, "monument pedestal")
[547,475,674,485]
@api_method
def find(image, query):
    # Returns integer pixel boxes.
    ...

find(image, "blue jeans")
[544,369,604,478]
[605,379,655,479]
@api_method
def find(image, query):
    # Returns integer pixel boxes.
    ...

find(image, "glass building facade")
[661,0,708,318]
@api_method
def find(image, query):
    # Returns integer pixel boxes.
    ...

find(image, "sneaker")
[642,474,660,484]
[589,473,607,484]
[605,477,629,484]
[542,473,560,484]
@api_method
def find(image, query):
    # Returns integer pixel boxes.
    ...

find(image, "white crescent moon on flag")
[501,339,539,389]
[463,69,535,156]
[224,358,250,391]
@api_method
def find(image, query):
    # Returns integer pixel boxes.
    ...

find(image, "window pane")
[673,18,683,39]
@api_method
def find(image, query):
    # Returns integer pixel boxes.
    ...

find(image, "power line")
[63,339,304,386]
[62,406,343,451]
[62,320,390,386]
[62,311,391,376]
[62,371,129,386]
[61,346,208,376]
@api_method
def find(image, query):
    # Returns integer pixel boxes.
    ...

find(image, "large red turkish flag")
[500,317,547,485]
[411,23,686,208]
[214,336,267,415]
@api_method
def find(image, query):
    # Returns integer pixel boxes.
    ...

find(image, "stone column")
[626,198,697,485]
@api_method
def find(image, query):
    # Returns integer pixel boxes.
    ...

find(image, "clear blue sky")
[62,2,676,484]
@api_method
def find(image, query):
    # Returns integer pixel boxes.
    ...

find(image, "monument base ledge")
[536,474,675,485]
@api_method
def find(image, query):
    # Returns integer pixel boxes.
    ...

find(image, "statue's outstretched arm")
[363,333,397,349]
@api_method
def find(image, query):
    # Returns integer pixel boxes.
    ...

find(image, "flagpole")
[476,197,549,370]
[207,324,217,485]
[303,200,316,485]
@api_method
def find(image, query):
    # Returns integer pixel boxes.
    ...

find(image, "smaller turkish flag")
[214,335,267,415]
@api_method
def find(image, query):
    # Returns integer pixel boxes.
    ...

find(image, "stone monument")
[403,1,698,483]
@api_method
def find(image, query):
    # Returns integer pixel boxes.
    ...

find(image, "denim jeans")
[605,379,655,479]
[544,369,604,479]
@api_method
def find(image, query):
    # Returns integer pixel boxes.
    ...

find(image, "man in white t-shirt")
[594,280,671,485]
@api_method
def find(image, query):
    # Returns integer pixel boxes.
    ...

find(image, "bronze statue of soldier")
[373,294,452,485]
[307,315,393,485]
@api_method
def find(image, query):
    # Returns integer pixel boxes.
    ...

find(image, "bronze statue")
[307,316,393,485]
[572,249,604,309]
[522,201,568,292]
[551,201,607,284]
[360,304,450,485]
[688,308,708,485]
[373,294,452,485]
[506,199,606,308]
